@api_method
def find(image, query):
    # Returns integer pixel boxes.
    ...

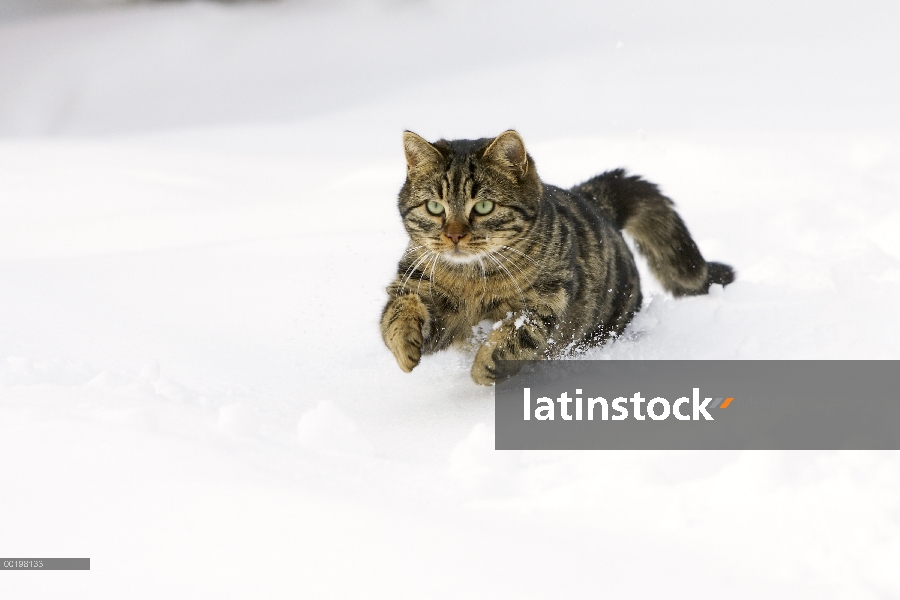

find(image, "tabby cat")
[381,130,734,385]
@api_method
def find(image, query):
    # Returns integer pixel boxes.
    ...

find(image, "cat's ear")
[483,130,529,176]
[403,131,443,172]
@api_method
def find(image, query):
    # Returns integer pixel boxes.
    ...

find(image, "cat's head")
[397,130,543,264]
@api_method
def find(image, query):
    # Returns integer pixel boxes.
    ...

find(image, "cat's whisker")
[427,252,440,300]
[488,251,535,311]
[402,250,435,291]
[492,260,528,310]
[490,248,531,281]
[398,247,427,284]
[484,252,528,309]
[498,234,544,256]
[477,257,487,295]
[402,244,425,255]
[464,258,475,284]
[499,245,543,269]
[402,244,440,282]
[415,252,433,296]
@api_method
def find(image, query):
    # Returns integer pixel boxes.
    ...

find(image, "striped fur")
[381,130,735,385]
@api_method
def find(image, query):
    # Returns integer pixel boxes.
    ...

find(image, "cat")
[381,130,734,385]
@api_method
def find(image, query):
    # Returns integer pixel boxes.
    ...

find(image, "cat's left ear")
[483,130,529,177]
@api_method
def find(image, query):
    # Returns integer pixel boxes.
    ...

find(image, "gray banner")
[1,558,90,570]
[495,360,900,450]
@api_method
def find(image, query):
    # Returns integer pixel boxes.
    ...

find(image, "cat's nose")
[443,222,469,244]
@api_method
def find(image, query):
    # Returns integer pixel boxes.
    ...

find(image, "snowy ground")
[1,1,900,598]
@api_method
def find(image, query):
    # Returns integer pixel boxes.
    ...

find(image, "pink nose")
[446,232,465,244]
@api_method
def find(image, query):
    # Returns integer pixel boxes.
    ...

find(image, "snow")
[1,0,899,597]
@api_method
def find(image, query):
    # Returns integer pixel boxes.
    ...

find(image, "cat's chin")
[439,250,483,265]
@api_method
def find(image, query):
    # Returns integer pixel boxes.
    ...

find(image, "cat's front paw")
[381,294,428,373]
[471,343,497,386]
[471,319,538,385]
[385,318,423,372]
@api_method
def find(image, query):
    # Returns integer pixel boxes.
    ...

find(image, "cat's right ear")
[403,131,442,173]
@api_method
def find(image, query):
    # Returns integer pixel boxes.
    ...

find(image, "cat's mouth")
[427,237,503,265]
[439,246,484,265]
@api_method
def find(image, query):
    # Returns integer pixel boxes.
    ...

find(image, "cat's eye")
[473,200,494,215]
[426,200,445,215]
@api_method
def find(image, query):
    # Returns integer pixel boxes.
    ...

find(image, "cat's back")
[537,182,625,258]
[530,181,642,348]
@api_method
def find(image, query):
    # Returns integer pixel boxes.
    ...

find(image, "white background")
[1,0,899,597]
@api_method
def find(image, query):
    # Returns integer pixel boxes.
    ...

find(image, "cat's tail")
[570,169,735,296]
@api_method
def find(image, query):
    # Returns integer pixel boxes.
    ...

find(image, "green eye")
[426,200,445,215]
[473,200,494,215]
